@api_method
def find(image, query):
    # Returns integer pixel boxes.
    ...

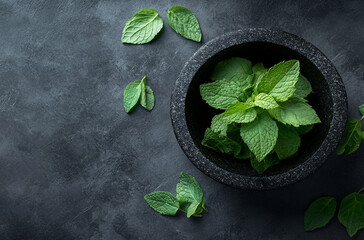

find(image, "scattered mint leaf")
[123,80,143,113]
[304,196,337,231]
[275,123,300,160]
[200,77,252,110]
[139,77,155,111]
[268,98,321,127]
[294,74,312,98]
[122,8,163,44]
[201,128,241,155]
[359,104,364,116]
[250,153,281,174]
[253,93,279,109]
[257,60,300,102]
[145,173,207,218]
[240,111,278,162]
[211,57,253,81]
[176,172,204,218]
[210,102,257,135]
[336,118,363,155]
[123,76,155,113]
[338,192,364,237]
[166,6,202,42]
[144,191,180,216]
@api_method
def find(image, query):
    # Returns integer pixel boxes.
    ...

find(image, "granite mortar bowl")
[170,29,347,190]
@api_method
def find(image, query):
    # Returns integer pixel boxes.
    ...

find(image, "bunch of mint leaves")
[122,6,202,44]
[144,172,207,218]
[200,58,321,174]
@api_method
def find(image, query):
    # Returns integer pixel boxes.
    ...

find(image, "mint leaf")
[294,74,312,98]
[250,153,281,174]
[252,62,266,75]
[359,104,364,116]
[122,8,163,44]
[176,172,204,218]
[275,123,301,160]
[166,6,202,42]
[226,124,251,159]
[336,118,363,155]
[200,77,252,110]
[123,76,155,113]
[253,93,279,109]
[123,80,143,113]
[211,102,257,135]
[257,60,300,102]
[139,77,155,111]
[268,98,321,127]
[211,57,253,82]
[144,191,180,216]
[240,111,278,161]
[304,196,337,231]
[338,192,364,237]
[252,62,267,91]
[201,128,241,155]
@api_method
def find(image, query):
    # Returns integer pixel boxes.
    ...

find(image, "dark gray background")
[0,0,363,239]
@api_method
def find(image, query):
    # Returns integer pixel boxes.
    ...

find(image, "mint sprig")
[200,58,320,173]
[144,172,207,218]
[336,104,364,155]
[123,76,155,113]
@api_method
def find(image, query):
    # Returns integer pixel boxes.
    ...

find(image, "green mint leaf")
[139,77,155,111]
[176,172,204,218]
[200,77,253,110]
[166,6,202,42]
[210,102,257,135]
[211,57,253,81]
[294,74,312,98]
[226,124,251,159]
[252,62,267,74]
[275,123,301,160]
[336,118,363,155]
[123,80,143,113]
[295,125,314,135]
[201,128,241,155]
[144,191,180,216]
[250,153,281,174]
[338,192,364,237]
[268,98,321,127]
[304,196,337,231]
[253,93,279,109]
[359,104,364,116]
[257,60,300,102]
[240,111,278,162]
[252,63,267,92]
[122,8,163,44]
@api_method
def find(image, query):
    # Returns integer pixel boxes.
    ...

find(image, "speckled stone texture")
[1,0,364,239]
[171,29,347,190]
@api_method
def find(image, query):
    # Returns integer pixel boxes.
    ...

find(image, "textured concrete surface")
[0,0,363,239]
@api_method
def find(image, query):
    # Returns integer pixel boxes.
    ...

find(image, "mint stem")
[358,187,364,194]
